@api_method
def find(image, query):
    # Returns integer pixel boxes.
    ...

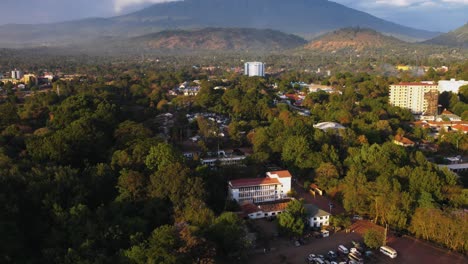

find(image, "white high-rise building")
[438,79,468,94]
[244,62,265,77]
[11,69,23,80]
[389,82,439,115]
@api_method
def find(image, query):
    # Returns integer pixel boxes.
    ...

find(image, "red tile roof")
[241,203,261,214]
[395,82,436,86]
[394,135,415,146]
[229,177,280,188]
[427,121,468,126]
[452,124,468,133]
[269,170,292,178]
[258,201,290,212]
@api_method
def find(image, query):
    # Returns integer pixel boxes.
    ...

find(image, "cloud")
[114,0,182,13]
[331,0,468,31]
[334,0,467,7]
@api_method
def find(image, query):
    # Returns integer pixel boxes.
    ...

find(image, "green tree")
[145,143,183,171]
[117,169,147,202]
[125,225,184,264]
[0,102,19,129]
[207,212,247,257]
[363,229,384,249]
[277,199,306,237]
[459,85,468,103]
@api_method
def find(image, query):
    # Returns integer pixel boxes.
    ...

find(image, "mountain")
[115,0,437,41]
[0,0,439,48]
[304,28,407,52]
[128,28,307,51]
[425,23,468,48]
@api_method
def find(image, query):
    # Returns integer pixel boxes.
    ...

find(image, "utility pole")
[383,224,388,246]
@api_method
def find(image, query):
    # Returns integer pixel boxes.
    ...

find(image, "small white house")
[305,204,331,228]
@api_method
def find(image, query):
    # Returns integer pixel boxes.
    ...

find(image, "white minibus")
[380,245,397,258]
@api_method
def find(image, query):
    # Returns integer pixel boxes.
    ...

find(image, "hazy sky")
[0,0,466,32]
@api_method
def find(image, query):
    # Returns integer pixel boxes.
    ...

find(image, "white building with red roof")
[228,170,292,203]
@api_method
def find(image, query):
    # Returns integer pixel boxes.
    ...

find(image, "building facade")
[389,83,439,114]
[244,62,265,77]
[11,69,24,80]
[305,204,331,228]
[438,79,468,94]
[228,170,292,203]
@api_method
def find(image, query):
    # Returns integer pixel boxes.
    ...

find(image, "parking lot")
[248,219,468,264]
[248,230,364,264]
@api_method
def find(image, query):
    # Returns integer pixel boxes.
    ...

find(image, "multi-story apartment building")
[228,170,292,203]
[244,62,265,77]
[389,82,439,115]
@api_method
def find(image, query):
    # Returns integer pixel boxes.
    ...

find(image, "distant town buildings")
[244,62,265,77]
[228,170,292,203]
[11,69,24,80]
[389,82,439,115]
[308,83,335,94]
[22,74,37,85]
[438,79,468,94]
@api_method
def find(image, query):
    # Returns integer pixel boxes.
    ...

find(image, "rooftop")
[304,204,331,218]
[393,82,437,86]
[394,135,415,146]
[269,170,292,178]
[314,122,345,131]
[258,200,291,212]
[452,124,468,133]
[229,177,280,188]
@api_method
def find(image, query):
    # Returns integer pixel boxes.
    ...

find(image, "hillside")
[304,28,407,52]
[129,28,307,51]
[425,23,468,48]
[0,0,438,48]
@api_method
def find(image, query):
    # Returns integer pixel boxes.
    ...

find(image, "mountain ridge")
[425,23,468,47]
[304,27,407,52]
[128,27,308,51]
[0,0,440,48]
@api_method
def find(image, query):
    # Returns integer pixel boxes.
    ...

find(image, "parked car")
[327,250,337,259]
[308,253,316,261]
[295,240,301,247]
[350,248,361,255]
[313,258,325,264]
[320,230,330,237]
[352,215,363,220]
[338,245,349,254]
[307,254,315,263]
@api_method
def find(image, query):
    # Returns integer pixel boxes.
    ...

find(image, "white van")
[320,230,330,237]
[380,245,397,258]
[338,245,349,254]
